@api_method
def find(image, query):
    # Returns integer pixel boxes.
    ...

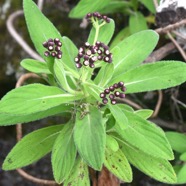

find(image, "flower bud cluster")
[43,38,62,59]
[75,41,112,68]
[86,12,110,23]
[100,82,126,105]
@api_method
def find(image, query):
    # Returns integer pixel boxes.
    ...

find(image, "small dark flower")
[85,12,110,24]
[43,38,62,59]
[74,41,112,68]
[100,81,126,105]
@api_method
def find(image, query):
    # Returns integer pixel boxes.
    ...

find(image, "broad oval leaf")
[52,123,77,184]
[69,0,111,18]
[176,164,186,184]
[134,109,153,119]
[106,135,119,152]
[129,12,148,34]
[88,19,115,45]
[3,124,63,170]
[119,142,177,184]
[23,0,62,59]
[109,61,186,93]
[180,152,186,161]
[0,84,82,115]
[21,59,51,74]
[111,30,159,75]
[0,104,71,126]
[104,147,132,182]
[114,110,174,160]
[74,106,106,170]
[109,104,128,130]
[166,131,186,153]
[64,157,90,186]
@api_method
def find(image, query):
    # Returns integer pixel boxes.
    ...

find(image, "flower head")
[100,82,126,105]
[75,41,112,68]
[43,38,62,59]
[86,12,110,23]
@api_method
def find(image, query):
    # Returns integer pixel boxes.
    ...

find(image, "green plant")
[1,0,186,185]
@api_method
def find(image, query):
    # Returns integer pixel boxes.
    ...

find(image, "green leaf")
[99,1,132,14]
[110,61,186,93]
[109,104,128,130]
[134,109,153,119]
[139,0,156,13]
[52,123,77,184]
[176,164,186,184]
[64,157,90,186]
[110,27,130,49]
[88,19,115,45]
[180,152,186,161]
[69,0,111,18]
[119,142,177,184]
[111,30,159,75]
[0,104,71,126]
[54,58,72,92]
[61,36,79,74]
[114,110,174,160]
[165,131,186,153]
[129,12,148,34]
[21,59,51,74]
[74,105,106,170]
[3,124,63,170]
[0,84,82,115]
[23,0,62,59]
[106,135,119,152]
[104,147,132,182]
[94,63,114,87]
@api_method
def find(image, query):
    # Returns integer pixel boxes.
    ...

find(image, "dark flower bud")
[57,54,62,59]
[83,60,89,66]
[48,46,54,51]
[100,93,106,98]
[98,56,103,60]
[51,52,56,57]
[43,41,48,48]
[119,93,125,98]
[48,38,53,42]
[105,17,110,23]
[55,46,61,51]
[111,99,117,105]
[118,81,124,87]
[57,42,62,47]
[89,63,95,68]
[104,56,110,62]
[84,55,89,60]
[114,83,118,89]
[104,89,110,94]
[114,91,120,97]
[102,98,108,104]
[121,86,126,92]
[44,51,50,57]
[79,47,84,53]
[109,94,115,99]
[75,57,80,63]
[76,63,82,68]
[54,38,60,44]
[86,13,92,19]
[86,50,92,56]
[48,41,54,46]
[109,86,114,91]
[78,52,83,58]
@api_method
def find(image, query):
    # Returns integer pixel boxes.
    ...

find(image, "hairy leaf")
[21,59,51,74]
[23,0,62,59]
[3,125,63,170]
[119,142,177,183]
[104,147,132,182]
[52,123,77,184]
[129,12,148,34]
[111,30,159,75]
[0,84,82,115]
[64,157,90,186]
[74,106,106,170]
[114,111,174,160]
[110,61,186,93]
[69,0,111,18]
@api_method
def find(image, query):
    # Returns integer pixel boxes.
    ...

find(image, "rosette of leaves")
[1,0,186,185]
